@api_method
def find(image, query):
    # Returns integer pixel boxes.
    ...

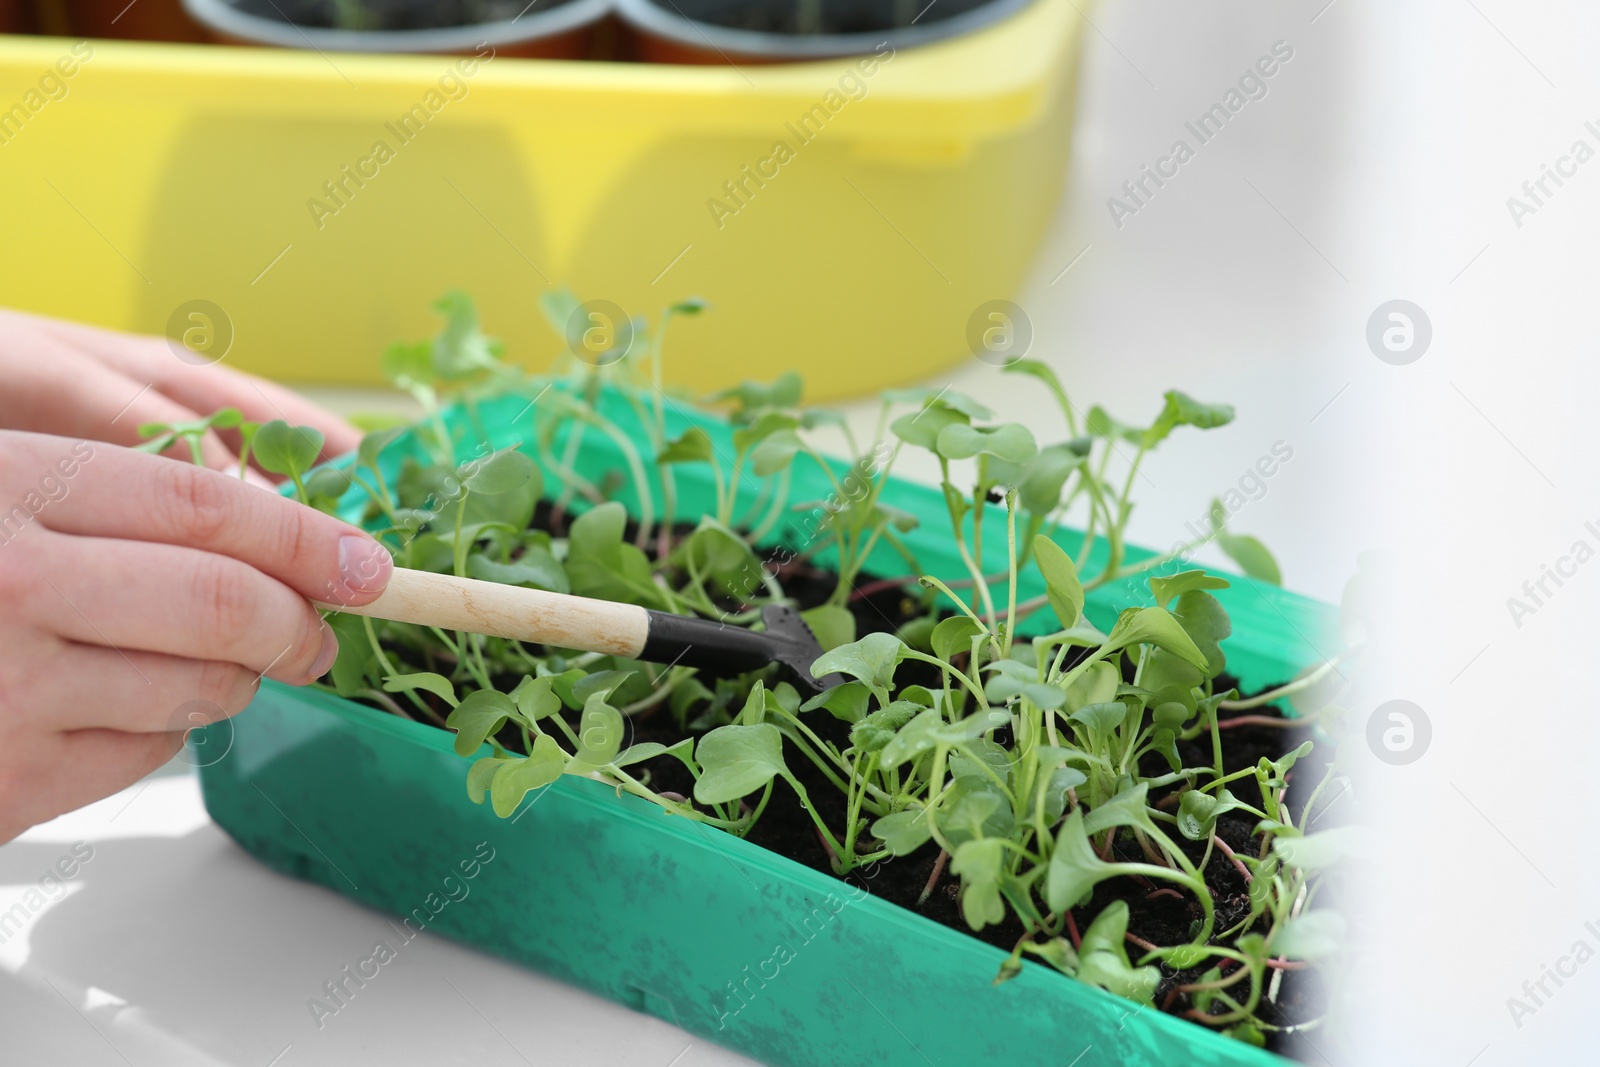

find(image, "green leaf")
[937,775,1014,847]
[981,659,1042,704]
[802,681,872,725]
[854,702,930,759]
[1147,701,1190,772]
[323,614,372,697]
[1046,810,1115,912]
[877,707,944,770]
[1063,661,1119,713]
[1017,444,1086,516]
[1001,358,1067,396]
[951,838,1007,931]
[879,707,1008,770]
[1081,783,1160,837]
[711,373,803,417]
[1040,766,1088,824]
[1069,701,1127,741]
[1267,740,1316,779]
[382,340,435,391]
[1147,569,1230,610]
[1086,405,1140,443]
[1176,788,1244,842]
[508,675,562,722]
[1104,607,1208,670]
[1216,530,1282,585]
[304,466,353,508]
[1274,910,1345,962]
[872,501,920,533]
[1076,901,1160,1005]
[445,689,519,757]
[732,409,799,450]
[1020,936,1079,976]
[736,679,769,726]
[870,809,934,856]
[489,734,565,818]
[1142,390,1235,448]
[895,614,937,654]
[890,402,969,452]
[460,448,535,495]
[537,288,582,337]
[949,737,1011,782]
[466,756,511,805]
[809,632,907,696]
[1272,827,1355,871]
[566,502,666,608]
[680,519,762,598]
[658,427,714,466]
[1032,536,1084,629]
[1223,1022,1267,1048]
[932,615,986,662]
[382,671,459,708]
[801,604,856,652]
[570,694,626,770]
[252,420,324,480]
[935,422,1038,463]
[613,737,698,773]
[1169,590,1231,680]
[693,723,790,805]
[467,547,569,594]
[750,428,804,476]
[571,669,636,707]
[432,290,502,379]
[357,426,406,470]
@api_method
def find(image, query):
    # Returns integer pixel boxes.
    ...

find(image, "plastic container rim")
[179,0,610,52]
[612,0,1037,58]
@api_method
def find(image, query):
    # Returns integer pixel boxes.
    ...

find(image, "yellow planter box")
[0,1,1081,401]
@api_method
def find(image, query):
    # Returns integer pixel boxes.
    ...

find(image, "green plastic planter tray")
[195,387,1330,1066]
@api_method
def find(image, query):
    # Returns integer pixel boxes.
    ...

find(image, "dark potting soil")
[645,0,1002,36]
[373,504,1334,1056]
[233,0,568,32]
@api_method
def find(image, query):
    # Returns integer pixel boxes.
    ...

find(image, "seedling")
[154,292,1345,1050]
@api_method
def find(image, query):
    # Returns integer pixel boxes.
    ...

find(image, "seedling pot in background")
[0,0,1082,402]
[195,389,1329,1067]
[0,0,27,33]
[616,0,1033,64]
[64,0,207,42]
[182,0,608,56]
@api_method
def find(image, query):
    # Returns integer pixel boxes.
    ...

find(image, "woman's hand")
[0,433,393,842]
[0,308,360,475]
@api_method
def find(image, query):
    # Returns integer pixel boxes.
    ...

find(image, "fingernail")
[338,535,392,595]
[310,622,339,682]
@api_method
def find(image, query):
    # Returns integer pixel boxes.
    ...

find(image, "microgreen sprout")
[157,292,1343,1048]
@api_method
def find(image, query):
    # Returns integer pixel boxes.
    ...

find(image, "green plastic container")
[195,387,1329,1066]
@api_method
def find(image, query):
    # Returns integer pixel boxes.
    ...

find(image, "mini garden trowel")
[317,568,845,695]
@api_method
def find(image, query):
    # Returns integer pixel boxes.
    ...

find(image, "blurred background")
[3,0,1595,1063]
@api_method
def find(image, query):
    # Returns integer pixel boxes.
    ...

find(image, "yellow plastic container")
[0,2,1081,400]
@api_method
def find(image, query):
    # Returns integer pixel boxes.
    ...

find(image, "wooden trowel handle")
[317,568,652,659]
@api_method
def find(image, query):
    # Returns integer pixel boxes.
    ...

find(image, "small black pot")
[184,0,609,55]
[616,0,1033,63]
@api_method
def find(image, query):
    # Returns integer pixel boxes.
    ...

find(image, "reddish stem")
[1212,834,1252,884]
[850,574,917,601]
[1144,887,1183,902]
[1063,909,1082,950]
[919,848,951,905]
[1124,932,1161,954]
[1216,715,1300,730]
[814,824,841,869]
